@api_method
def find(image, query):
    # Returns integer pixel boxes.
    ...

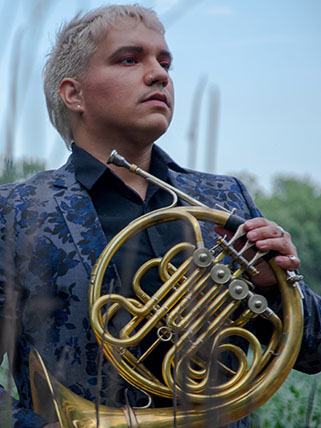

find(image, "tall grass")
[250,370,321,428]
[0,354,18,400]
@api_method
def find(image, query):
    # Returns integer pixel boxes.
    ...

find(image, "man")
[0,4,320,428]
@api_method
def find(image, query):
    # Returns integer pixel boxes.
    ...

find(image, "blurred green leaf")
[0,157,45,185]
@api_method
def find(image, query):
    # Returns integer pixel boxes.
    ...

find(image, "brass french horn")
[30,150,304,427]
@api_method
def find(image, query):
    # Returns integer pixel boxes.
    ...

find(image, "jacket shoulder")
[169,168,262,220]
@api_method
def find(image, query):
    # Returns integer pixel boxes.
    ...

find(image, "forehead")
[97,18,171,55]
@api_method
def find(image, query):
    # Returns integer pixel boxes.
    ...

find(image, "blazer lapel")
[50,157,120,291]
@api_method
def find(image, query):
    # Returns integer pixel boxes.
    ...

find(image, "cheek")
[86,80,132,107]
[168,79,175,106]
[84,80,111,101]
[81,71,115,101]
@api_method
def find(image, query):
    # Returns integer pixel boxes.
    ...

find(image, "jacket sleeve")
[0,189,48,428]
[293,281,321,374]
[232,176,263,219]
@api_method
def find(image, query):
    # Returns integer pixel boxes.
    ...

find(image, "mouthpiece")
[106,150,131,170]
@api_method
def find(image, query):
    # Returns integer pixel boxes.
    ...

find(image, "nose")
[144,61,169,87]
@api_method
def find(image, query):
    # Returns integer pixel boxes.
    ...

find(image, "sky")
[0,0,320,192]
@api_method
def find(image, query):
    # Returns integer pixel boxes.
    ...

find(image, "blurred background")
[1,0,321,188]
[1,0,321,427]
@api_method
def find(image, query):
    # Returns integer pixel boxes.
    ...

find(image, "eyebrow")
[109,45,173,62]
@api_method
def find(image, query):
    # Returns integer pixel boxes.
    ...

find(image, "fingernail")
[248,231,257,240]
[257,242,267,250]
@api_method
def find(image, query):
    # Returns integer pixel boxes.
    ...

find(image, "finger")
[246,222,287,242]
[254,234,297,255]
[244,217,274,231]
[274,254,301,271]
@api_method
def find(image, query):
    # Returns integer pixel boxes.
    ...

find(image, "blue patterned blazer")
[0,146,320,428]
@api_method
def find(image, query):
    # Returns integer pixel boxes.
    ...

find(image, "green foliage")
[250,370,321,428]
[0,157,46,185]
[0,354,18,400]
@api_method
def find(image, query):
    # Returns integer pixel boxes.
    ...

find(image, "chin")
[127,115,172,144]
[146,116,171,139]
[145,127,169,144]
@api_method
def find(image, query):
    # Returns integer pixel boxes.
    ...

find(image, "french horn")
[30,150,304,427]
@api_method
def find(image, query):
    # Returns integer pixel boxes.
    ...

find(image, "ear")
[59,78,84,112]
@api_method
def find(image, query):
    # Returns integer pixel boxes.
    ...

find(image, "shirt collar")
[71,142,188,191]
[72,143,107,190]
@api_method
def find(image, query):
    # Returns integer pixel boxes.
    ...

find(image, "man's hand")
[244,218,300,270]
[215,217,300,290]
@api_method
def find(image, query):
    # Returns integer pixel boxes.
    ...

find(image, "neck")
[74,137,154,200]
[107,145,153,200]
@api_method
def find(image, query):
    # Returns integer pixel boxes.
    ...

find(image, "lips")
[142,92,169,107]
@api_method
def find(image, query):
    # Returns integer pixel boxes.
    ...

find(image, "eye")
[159,59,172,72]
[120,56,138,65]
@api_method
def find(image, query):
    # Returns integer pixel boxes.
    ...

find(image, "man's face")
[78,18,174,145]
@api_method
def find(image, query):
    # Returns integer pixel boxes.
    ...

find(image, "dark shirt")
[72,143,193,296]
[72,143,193,405]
